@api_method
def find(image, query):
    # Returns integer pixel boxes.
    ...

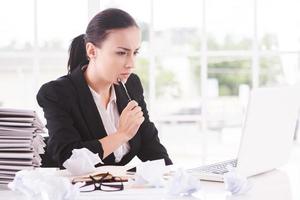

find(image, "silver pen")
[118,79,132,102]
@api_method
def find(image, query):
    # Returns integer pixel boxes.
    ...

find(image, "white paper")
[0,152,34,159]
[167,168,201,196]
[0,169,19,174]
[224,166,252,195]
[63,148,103,176]
[8,169,81,200]
[0,147,33,151]
[0,173,15,179]
[0,108,45,183]
[0,159,33,165]
[133,159,166,188]
[0,108,35,117]
[0,131,35,137]
[0,135,33,139]
[0,122,33,127]
[0,164,34,171]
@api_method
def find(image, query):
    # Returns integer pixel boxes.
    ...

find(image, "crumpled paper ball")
[8,169,83,200]
[63,148,103,176]
[130,159,166,188]
[224,166,252,195]
[167,168,201,196]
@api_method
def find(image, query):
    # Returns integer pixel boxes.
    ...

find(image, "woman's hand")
[117,100,144,141]
[99,100,144,159]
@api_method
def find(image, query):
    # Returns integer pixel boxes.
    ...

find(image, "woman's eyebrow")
[117,47,140,51]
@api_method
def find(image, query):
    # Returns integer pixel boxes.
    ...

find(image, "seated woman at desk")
[37,8,172,167]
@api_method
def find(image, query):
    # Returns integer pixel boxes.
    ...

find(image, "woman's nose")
[125,55,135,69]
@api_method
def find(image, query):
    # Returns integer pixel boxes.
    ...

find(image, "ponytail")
[67,34,89,74]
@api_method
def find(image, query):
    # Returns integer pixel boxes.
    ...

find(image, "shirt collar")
[88,85,117,105]
[110,85,117,103]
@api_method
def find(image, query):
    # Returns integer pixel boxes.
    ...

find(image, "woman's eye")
[134,51,139,56]
[116,51,126,56]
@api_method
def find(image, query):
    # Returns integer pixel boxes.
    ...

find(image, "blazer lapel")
[68,66,116,163]
[69,66,106,139]
[114,84,130,114]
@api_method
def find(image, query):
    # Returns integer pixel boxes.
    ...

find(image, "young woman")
[37,8,172,167]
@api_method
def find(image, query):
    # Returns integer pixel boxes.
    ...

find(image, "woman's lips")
[120,73,131,77]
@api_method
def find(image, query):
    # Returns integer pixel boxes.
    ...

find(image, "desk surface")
[1,161,299,200]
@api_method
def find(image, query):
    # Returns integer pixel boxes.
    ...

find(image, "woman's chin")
[119,74,130,82]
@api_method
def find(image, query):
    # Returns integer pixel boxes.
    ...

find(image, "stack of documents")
[0,108,45,184]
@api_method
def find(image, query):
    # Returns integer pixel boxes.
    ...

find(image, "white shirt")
[89,85,130,163]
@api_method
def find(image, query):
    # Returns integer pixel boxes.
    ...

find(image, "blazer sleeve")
[131,75,173,165]
[36,81,103,167]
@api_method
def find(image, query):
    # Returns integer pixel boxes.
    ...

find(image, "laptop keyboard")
[189,159,237,175]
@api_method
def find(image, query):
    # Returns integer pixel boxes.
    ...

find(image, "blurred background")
[0,0,300,167]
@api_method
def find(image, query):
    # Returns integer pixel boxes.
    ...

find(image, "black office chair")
[40,137,59,167]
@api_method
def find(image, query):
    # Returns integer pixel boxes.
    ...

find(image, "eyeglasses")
[79,172,124,192]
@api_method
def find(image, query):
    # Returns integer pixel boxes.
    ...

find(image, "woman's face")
[88,26,141,84]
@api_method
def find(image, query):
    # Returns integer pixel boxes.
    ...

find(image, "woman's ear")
[86,42,97,60]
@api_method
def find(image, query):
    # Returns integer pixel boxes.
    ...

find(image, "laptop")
[188,86,300,182]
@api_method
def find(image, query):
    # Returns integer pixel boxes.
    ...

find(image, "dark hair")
[67,8,138,74]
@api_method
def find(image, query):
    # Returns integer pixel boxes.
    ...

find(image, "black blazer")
[37,66,172,167]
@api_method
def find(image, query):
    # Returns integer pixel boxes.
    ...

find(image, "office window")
[258,0,300,86]
[0,1,34,49]
[0,0,34,108]
[37,0,87,82]
[149,0,203,121]
[260,54,299,86]
[205,57,251,131]
[258,0,300,51]
[206,0,253,51]
[0,0,87,112]
[208,57,251,96]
